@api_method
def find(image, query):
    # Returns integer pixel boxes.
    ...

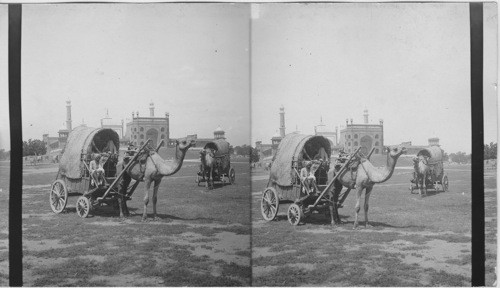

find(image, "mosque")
[123,102,169,148]
[254,107,385,159]
[43,101,226,156]
[339,109,384,155]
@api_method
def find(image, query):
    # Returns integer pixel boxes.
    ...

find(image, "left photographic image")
[18,4,251,286]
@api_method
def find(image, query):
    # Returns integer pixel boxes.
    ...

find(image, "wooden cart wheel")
[287,203,303,226]
[261,187,279,221]
[229,167,235,184]
[49,180,68,214]
[76,196,91,218]
[442,174,449,192]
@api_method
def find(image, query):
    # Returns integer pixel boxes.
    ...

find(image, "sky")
[251,3,497,154]
[0,3,250,149]
[0,3,498,153]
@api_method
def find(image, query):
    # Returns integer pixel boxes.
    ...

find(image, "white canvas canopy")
[58,126,120,179]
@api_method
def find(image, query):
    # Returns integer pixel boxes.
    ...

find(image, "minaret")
[364,109,369,124]
[165,112,170,142]
[279,105,286,138]
[214,126,225,140]
[150,102,155,117]
[335,126,338,145]
[379,119,384,152]
[66,100,72,131]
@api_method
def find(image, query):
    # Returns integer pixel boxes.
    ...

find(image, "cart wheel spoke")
[262,196,272,206]
[270,205,276,213]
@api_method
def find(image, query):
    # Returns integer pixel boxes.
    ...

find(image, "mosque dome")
[214,126,224,133]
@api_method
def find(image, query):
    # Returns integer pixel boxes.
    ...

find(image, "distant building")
[428,137,440,147]
[43,100,73,156]
[124,102,169,148]
[255,106,285,159]
[169,127,226,150]
[271,131,282,156]
[101,109,125,142]
[255,141,273,158]
[399,138,441,155]
[339,109,384,155]
[314,117,338,147]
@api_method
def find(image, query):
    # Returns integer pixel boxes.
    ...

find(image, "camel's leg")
[353,186,364,230]
[200,164,206,181]
[142,178,153,221]
[209,166,214,189]
[420,174,425,197]
[152,179,161,220]
[423,173,427,196]
[205,166,211,189]
[364,186,373,228]
[417,175,422,197]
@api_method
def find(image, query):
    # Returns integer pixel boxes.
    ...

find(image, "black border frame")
[8,4,23,287]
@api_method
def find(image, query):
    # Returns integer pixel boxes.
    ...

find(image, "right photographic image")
[250,3,497,286]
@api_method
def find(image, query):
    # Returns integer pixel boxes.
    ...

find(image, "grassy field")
[0,161,9,286]
[21,158,251,286]
[251,163,496,286]
[0,156,496,286]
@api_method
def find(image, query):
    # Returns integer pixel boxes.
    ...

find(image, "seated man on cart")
[300,160,321,195]
[90,154,106,187]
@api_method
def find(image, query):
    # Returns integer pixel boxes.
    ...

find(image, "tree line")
[232,144,260,163]
[3,139,498,164]
[23,139,47,156]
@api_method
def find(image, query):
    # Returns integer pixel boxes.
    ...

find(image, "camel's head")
[200,148,215,158]
[418,154,429,165]
[385,146,407,158]
[176,138,196,151]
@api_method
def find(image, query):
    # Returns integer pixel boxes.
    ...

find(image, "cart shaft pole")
[155,139,165,152]
[367,147,376,160]
[126,180,141,198]
[97,139,151,202]
[309,147,361,208]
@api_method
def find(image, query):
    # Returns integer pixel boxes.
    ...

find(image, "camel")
[330,146,407,229]
[117,138,196,221]
[414,155,430,197]
[199,148,216,189]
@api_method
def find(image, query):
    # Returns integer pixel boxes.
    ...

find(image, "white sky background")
[251,3,498,154]
[5,4,250,148]
[0,3,497,152]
